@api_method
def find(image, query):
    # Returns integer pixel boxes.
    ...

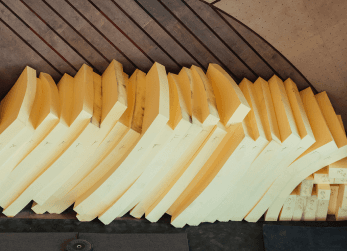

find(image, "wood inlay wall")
[0,0,313,100]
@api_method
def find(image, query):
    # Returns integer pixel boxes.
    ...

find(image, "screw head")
[66,239,93,251]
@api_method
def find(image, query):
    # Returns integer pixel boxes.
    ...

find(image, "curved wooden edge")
[197,0,316,94]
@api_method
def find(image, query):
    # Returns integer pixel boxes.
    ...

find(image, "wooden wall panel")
[0,2,69,79]
[5,0,79,76]
[0,21,60,101]
[114,0,200,70]
[136,0,221,73]
[212,0,347,127]
[185,0,275,80]
[91,0,180,73]
[216,10,312,91]
[0,0,312,102]
[161,0,256,82]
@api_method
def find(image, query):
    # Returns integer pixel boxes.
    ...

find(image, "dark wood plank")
[0,2,72,77]
[45,0,138,74]
[91,0,180,74]
[217,10,312,91]
[39,0,112,74]
[0,20,61,100]
[108,0,182,70]
[136,0,220,73]
[22,0,136,75]
[0,0,313,89]
[114,0,200,72]
[161,0,257,82]
[3,0,77,76]
[184,0,275,81]
[20,0,106,75]
[131,0,206,72]
[63,0,152,74]
[60,0,137,75]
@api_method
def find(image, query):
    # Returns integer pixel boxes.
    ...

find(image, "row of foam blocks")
[0,60,346,227]
[278,164,347,221]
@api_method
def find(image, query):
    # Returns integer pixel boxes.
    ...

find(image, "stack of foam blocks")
[0,60,346,227]
[276,160,347,222]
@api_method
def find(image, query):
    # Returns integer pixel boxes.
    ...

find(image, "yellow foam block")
[303,186,318,221]
[328,185,339,215]
[2,65,95,216]
[32,61,127,210]
[313,166,334,184]
[187,78,267,226]
[99,72,197,224]
[169,73,253,227]
[224,75,303,222]
[265,90,347,221]
[0,73,73,212]
[214,77,279,223]
[329,158,347,179]
[337,115,345,132]
[0,73,59,185]
[336,184,347,209]
[336,207,347,221]
[206,63,250,126]
[292,195,307,221]
[145,67,224,223]
[0,66,37,153]
[244,78,314,222]
[73,62,170,220]
[43,69,146,215]
[333,178,347,184]
[298,175,314,196]
[315,184,331,221]
[98,71,197,224]
[279,189,297,221]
